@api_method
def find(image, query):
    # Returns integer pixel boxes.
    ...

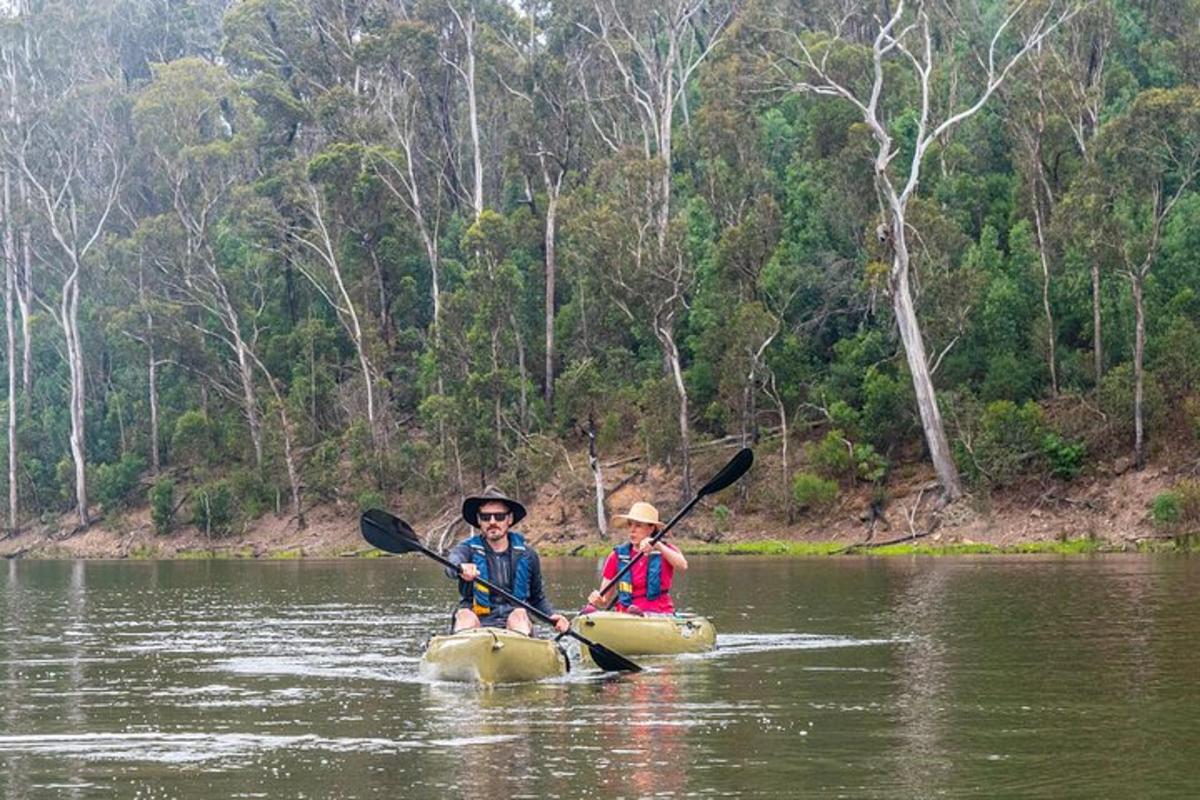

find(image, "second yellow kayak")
[571,610,717,656]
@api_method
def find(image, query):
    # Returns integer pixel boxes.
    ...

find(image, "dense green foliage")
[1,0,1199,536]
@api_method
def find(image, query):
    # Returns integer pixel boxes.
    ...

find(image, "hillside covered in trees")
[2,0,1200,552]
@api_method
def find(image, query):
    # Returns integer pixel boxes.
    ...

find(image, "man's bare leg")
[453,608,481,632]
[505,608,532,636]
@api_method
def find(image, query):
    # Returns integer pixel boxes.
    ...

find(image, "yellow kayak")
[419,628,569,684]
[571,611,716,657]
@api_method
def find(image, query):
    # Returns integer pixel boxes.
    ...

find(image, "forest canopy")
[1,0,1198,537]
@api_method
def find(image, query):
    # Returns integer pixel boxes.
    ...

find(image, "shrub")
[826,400,861,439]
[303,441,341,502]
[170,410,212,467]
[793,472,838,511]
[192,480,235,537]
[356,489,385,512]
[227,468,272,520]
[1184,394,1200,443]
[1173,479,1200,522]
[712,503,733,534]
[56,457,74,505]
[1151,492,1181,527]
[345,419,374,481]
[1041,433,1086,480]
[968,400,1045,487]
[91,453,147,511]
[150,479,175,535]
[1097,364,1165,441]
[860,368,913,450]
[980,351,1037,404]
[806,429,888,485]
[853,442,888,483]
[637,378,681,463]
[806,429,853,481]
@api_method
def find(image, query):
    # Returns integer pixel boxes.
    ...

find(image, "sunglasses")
[477,511,511,522]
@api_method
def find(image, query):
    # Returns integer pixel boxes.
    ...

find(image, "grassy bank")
[539,536,1200,557]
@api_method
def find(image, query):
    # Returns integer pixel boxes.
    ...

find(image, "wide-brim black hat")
[462,487,527,527]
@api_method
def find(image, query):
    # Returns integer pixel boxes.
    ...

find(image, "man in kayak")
[586,501,688,615]
[446,488,570,636]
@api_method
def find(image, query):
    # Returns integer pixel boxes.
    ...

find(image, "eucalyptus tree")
[282,155,381,450]
[567,153,698,496]
[2,170,15,532]
[566,0,738,497]
[1092,87,1200,469]
[440,0,487,220]
[495,0,589,411]
[433,210,531,487]
[0,6,27,533]
[1007,44,1067,396]
[768,0,1083,502]
[1052,1,1114,385]
[7,2,129,528]
[579,0,738,249]
[357,19,454,401]
[133,58,268,470]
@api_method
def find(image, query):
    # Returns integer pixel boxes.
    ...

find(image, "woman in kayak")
[586,501,688,615]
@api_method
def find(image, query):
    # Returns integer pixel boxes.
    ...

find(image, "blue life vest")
[465,532,533,616]
[614,542,663,608]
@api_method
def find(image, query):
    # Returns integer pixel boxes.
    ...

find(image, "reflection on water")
[0,556,1199,798]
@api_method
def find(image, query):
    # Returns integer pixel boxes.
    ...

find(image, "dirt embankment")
[0,446,1183,559]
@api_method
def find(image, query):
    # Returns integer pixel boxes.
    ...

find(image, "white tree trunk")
[587,414,607,539]
[62,263,88,527]
[148,347,160,475]
[768,373,793,524]
[18,194,31,405]
[1092,261,1103,385]
[297,186,377,443]
[3,171,17,533]
[542,169,560,411]
[234,338,265,470]
[1132,272,1146,469]
[656,96,674,250]
[200,252,266,471]
[465,13,483,220]
[890,219,962,501]
[447,1,484,219]
[243,349,305,528]
[659,325,692,498]
[1031,188,1059,395]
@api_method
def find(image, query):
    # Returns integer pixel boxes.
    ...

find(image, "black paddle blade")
[699,447,754,497]
[360,508,421,554]
[582,639,642,673]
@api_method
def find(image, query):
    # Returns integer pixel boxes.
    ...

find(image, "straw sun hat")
[614,501,664,529]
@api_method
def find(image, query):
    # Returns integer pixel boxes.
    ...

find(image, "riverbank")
[1,445,1195,559]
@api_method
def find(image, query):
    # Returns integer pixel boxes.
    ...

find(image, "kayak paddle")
[360,507,642,673]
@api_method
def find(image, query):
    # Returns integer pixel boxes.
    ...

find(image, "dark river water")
[1,555,1198,798]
